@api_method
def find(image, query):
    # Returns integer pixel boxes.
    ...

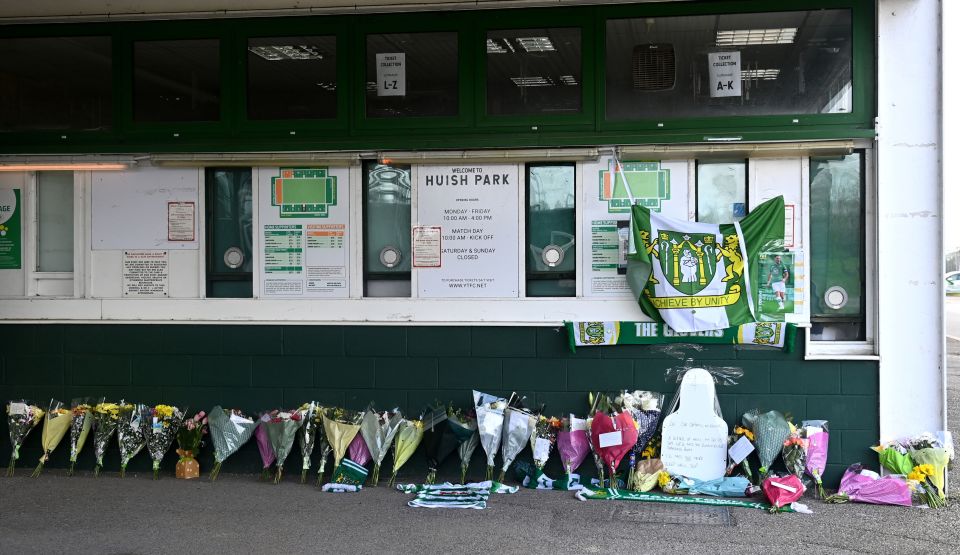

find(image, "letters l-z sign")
[708,51,742,98]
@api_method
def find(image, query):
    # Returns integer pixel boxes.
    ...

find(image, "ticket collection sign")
[416,165,519,297]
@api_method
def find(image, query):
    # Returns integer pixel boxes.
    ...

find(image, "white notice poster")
[416,164,519,297]
[708,51,742,98]
[412,226,442,268]
[257,167,349,298]
[122,250,169,297]
[376,53,406,97]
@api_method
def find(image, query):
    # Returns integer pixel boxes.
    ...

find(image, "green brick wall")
[0,324,878,485]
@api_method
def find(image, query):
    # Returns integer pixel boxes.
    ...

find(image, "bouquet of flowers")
[32,399,71,477]
[614,390,663,489]
[907,463,946,508]
[421,402,456,484]
[906,432,952,499]
[117,402,147,478]
[526,415,561,488]
[590,410,638,487]
[556,414,590,490]
[781,433,807,479]
[175,411,207,479]
[726,425,756,483]
[141,404,184,479]
[742,409,791,478]
[208,407,257,481]
[825,464,912,506]
[322,407,364,480]
[91,401,120,477]
[263,409,305,483]
[800,420,829,497]
[388,418,424,486]
[500,406,536,483]
[361,408,404,486]
[314,413,333,486]
[446,406,479,484]
[628,458,663,493]
[474,390,507,481]
[67,398,96,476]
[762,474,805,512]
[6,399,44,476]
[296,402,321,483]
[871,440,914,475]
[254,413,277,481]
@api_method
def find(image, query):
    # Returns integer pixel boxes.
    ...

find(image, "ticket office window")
[526,163,575,297]
[809,152,865,341]
[30,170,77,297]
[363,162,412,297]
[205,168,253,298]
[696,160,747,224]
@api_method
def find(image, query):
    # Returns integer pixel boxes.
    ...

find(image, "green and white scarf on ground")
[397,480,518,509]
[575,488,792,512]
[321,458,368,492]
[565,321,796,352]
[628,196,785,332]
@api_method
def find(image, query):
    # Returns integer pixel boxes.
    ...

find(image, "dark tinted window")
[134,39,220,123]
[0,36,112,131]
[247,36,337,120]
[366,32,458,118]
[486,28,581,116]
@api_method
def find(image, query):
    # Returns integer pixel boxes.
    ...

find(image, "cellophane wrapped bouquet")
[388,418,424,486]
[555,414,590,490]
[117,402,147,478]
[32,398,71,477]
[208,407,257,481]
[446,406,479,484]
[613,390,663,489]
[474,390,507,481]
[297,402,322,484]
[263,409,304,484]
[141,404,184,479]
[526,415,561,488]
[361,408,404,486]
[321,407,364,483]
[421,402,456,485]
[6,399,44,476]
[67,398,96,476]
[91,401,120,477]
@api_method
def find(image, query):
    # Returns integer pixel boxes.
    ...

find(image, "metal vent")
[632,43,676,91]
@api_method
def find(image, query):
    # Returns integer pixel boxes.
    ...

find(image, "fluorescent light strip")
[741,68,781,80]
[511,76,553,87]
[558,75,578,86]
[248,45,323,61]
[516,37,555,52]
[486,38,507,54]
[0,163,128,171]
[716,27,797,46]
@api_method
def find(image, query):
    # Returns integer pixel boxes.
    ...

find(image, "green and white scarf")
[397,480,518,509]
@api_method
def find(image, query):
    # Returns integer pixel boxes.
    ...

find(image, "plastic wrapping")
[826,464,912,506]
[447,407,479,484]
[347,433,372,466]
[33,398,70,477]
[208,407,257,481]
[255,414,277,480]
[800,419,829,497]
[361,408,404,486]
[67,397,97,476]
[389,419,424,486]
[742,409,791,477]
[5,399,44,476]
[116,402,147,478]
[499,406,536,483]
[296,402,321,483]
[420,403,455,484]
[141,404,185,479]
[473,390,507,481]
[91,401,120,477]
[321,407,363,482]
[525,415,561,488]
[590,410,639,482]
[263,409,305,484]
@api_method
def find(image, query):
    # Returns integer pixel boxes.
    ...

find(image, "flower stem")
[460,464,468,485]
[94,464,102,478]
[274,467,283,484]
[6,454,16,477]
[209,461,221,482]
[497,469,506,483]
[68,461,76,477]
[371,464,380,486]
[301,469,308,484]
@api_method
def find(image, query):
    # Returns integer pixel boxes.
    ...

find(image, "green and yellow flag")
[627,196,784,332]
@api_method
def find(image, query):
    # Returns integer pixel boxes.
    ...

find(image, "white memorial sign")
[376,53,406,97]
[660,368,729,481]
[416,164,519,297]
[708,51,742,98]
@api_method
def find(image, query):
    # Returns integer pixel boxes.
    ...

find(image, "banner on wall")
[0,189,21,270]
[565,321,796,353]
[258,167,349,298]
[627,196,785,332]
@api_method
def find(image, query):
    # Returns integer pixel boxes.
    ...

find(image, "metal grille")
[632,43,676,91]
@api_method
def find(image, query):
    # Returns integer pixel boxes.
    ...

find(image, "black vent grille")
[632,43,676,91]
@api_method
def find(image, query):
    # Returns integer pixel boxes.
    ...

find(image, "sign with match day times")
[416,164,519,297]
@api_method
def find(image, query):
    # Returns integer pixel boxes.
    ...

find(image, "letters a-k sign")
[708,51,742,98]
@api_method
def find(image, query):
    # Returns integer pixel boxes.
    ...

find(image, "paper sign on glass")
[728,436,755,464]
[708,51,741,98]
[598,431,623,448]
[376,53,406,96]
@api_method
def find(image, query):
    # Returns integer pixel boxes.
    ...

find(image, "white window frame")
[24,170,84,297]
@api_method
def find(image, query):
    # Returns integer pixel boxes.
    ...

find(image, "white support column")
[877,0,945,438]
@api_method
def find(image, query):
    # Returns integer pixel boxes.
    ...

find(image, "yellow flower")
[734,426,755,442]
[916,464,935,477]
[908,470,926,482]
[657,471,671,488]
[154,405,175,419]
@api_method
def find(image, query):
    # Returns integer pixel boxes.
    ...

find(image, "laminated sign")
[626,196,784,332]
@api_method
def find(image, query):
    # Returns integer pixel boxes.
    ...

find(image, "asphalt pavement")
[2,342,959,555]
